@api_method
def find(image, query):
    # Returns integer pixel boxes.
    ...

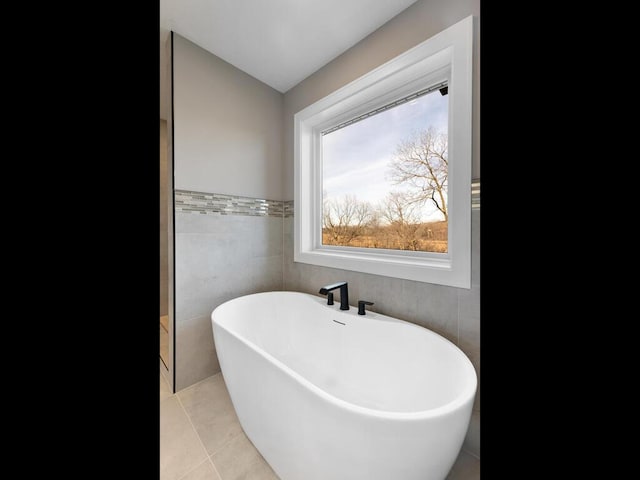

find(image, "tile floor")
[160,372,480,480]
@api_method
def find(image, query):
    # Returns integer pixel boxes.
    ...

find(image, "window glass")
[322,86,449,252]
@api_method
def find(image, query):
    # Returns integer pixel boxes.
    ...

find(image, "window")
[322,84,449,253]
[294,16,473,288]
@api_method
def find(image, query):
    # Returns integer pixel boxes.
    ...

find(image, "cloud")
[322,89,448,221]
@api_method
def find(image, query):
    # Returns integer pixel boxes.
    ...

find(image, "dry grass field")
[323,220,448,253]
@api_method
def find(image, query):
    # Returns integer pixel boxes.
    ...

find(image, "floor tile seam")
[174,457,211,480]
[175,394,211,461]
[208,429,246,457]
[461,448,480,460]
[176,372,223,397]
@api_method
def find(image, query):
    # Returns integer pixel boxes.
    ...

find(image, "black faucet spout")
[319,282,350,310]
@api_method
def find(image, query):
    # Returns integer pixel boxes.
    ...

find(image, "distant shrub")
[322,221,448,253]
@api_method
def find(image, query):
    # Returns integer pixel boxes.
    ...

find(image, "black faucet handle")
[319,282,349,310]
[327,292,334,305]
[358,300,374,315]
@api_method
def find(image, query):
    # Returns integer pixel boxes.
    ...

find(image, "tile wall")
[174,190,285,391]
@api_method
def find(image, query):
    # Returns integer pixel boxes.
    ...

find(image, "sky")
[322,88,448,222]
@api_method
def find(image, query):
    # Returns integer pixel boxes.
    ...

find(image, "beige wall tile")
[412,282,460,344]
[470,208,480,287]
[458,285,480,411]
[176,315,221,391]
[251,217,283,258]
[462,410,480,458]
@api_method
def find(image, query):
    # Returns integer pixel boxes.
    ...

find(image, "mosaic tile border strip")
[471,179,480,210]
[176,181,477,217]
[175,190,285,217]
[284,200,294,218]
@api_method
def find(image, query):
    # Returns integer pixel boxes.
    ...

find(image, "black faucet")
[319,282,349,310]
[358,300,374,315]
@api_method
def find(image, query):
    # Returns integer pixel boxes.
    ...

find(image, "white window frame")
[294,15,473,289]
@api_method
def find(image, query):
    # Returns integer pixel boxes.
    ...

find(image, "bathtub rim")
[212,291,477,421]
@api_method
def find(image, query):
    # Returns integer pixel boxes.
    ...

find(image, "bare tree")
[323,195,373,245]
[389,127,448,221]
[379,191,422,250]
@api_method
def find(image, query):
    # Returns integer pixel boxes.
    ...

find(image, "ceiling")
[160,0,419,119]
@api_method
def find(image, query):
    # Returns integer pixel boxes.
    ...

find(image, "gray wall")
[172,33,285,391]
[160,120,169,317]
[282,0,480,458]
[173,34,284,200]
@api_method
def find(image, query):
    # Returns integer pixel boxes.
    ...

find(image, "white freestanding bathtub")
[211,291,476,480]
